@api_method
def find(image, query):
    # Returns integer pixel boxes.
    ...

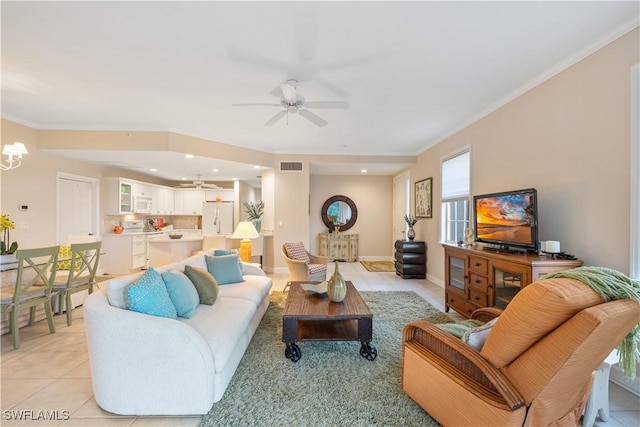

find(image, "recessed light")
[212,168,219,172]
[181,177,187,180]
[361,169,367,173]
[185,154,194,159]
[150,168,157,172]
[253,165,260,169]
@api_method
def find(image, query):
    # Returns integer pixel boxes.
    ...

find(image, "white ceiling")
[2,1,638,184]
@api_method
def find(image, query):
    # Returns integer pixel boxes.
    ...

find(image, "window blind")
[441,151,470,201]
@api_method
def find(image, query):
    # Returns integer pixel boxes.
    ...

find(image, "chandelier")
[0,142,28,171]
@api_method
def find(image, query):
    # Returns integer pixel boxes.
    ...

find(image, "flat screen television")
[473,188,538,253]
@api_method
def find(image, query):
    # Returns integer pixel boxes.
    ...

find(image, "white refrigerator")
[202,201,234,235]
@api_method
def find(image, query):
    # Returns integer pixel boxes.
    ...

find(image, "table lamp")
[231,221,260,262]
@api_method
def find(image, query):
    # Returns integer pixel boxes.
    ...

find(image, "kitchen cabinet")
[443,243,583,318]
[104,178,134,214]
[175,190,205,215]
[152,187,175,215]
[133,183,152,198]
[102,234,148,275]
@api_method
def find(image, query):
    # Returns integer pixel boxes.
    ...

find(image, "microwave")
[134,196,153,213]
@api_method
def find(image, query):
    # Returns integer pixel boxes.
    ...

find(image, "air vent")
[279,161,303,172]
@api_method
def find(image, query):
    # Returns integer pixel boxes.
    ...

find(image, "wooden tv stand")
[443,243,583,318]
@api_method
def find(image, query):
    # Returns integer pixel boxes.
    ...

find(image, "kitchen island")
[147,234,203,267]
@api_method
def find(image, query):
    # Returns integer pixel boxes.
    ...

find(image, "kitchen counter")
[147,236,203,243]
[147,235,203,267]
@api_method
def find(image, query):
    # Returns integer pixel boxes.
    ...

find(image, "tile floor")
[1,262,639,426]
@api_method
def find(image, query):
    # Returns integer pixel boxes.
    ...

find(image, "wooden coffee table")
[282,281,377,362]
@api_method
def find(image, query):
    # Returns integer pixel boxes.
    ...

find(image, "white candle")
[545,241,561,253]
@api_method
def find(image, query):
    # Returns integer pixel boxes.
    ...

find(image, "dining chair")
[0,246,60,350]
[52,241,101,326]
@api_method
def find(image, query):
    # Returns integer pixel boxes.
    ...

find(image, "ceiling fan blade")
[299,109,328,127]
[315,76,350,97]
[304,101,349,109]
[280,81,297,103]
[233,103,281,107]
[264,110,287,126]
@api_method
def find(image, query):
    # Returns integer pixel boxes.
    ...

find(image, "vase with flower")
[404,214,420,241]
[0,214,18,267]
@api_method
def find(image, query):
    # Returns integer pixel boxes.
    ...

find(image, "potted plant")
[243,201,264,233]
[1,214,18,264]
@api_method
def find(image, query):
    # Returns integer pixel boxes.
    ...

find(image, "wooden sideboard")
[319,233,359,262]
[443,243,583,318]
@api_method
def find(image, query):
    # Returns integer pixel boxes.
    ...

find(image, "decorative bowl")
[168,233,183,240]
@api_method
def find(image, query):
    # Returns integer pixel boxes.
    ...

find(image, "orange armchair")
[402,278,640,427]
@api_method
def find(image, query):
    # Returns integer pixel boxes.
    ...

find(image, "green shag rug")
[200,291,452,427]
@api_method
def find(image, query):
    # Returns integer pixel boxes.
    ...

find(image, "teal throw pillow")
[126,267,177,319]
[184,265,219,305]
[161,270,200,318]
[205,254,244,285]
[213,249,245,274]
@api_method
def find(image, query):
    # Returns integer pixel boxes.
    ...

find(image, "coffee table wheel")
[285,342,301,362]
[360,342,377,361]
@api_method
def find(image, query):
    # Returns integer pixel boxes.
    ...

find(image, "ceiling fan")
[176,175,221,190]
[233,79,349,127]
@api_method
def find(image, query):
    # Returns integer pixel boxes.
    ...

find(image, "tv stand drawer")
[469,256,488,275]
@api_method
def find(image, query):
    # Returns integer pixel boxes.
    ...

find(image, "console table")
[394,240,426,279]
[443,243,583,318]
[318,233,359,262]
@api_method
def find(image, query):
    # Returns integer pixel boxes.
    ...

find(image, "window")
[441,149,470,243]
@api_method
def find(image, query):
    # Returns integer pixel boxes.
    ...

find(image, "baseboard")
[358,256,394,262]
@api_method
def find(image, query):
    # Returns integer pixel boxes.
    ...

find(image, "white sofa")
[82,249,272,415]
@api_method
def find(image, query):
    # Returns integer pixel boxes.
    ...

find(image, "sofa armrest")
[83,290,215,415]
[402,320,524,411]
[242,262,266,276]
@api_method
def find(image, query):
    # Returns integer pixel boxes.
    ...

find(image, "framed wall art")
[415,177,433,218]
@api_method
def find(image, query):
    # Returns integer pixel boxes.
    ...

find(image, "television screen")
[474,188,538,251]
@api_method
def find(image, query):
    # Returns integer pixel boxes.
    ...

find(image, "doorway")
[56,173,100,244]
[392,171,410,247]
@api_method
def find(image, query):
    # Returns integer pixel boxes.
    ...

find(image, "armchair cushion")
[481,278,604,368]
[309,264,327,276]
[284,242,310,263]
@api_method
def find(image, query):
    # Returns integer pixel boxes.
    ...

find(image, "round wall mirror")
[321,195,358,232]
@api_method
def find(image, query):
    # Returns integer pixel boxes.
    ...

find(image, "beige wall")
[310,175,394,259]
[411,28,639,284]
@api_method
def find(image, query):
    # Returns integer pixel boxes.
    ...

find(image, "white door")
[393,171,410,247]
[57,175,98,244]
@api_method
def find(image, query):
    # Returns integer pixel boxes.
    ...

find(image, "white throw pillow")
[462,317,499,350]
